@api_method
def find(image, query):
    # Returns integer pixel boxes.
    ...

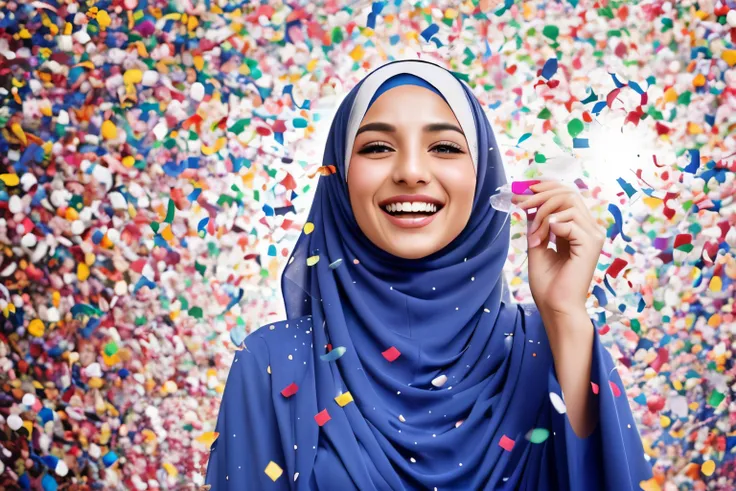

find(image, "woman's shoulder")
[241,314,316,366]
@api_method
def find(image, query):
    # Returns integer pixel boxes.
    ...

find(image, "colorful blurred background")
[1,0,735,489]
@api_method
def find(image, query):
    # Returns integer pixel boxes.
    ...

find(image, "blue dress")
[205,303,652,490]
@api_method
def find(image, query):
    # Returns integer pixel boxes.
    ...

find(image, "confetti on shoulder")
[382,346,401,362]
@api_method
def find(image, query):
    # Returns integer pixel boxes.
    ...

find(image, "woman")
[204,59,652,490]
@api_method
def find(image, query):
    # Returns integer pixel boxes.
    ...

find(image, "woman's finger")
[527,193,576,236]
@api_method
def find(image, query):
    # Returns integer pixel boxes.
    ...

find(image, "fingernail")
[511,180,541,195]
[529,235,540,248]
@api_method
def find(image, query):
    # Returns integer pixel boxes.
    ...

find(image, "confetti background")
[1,0,735,489]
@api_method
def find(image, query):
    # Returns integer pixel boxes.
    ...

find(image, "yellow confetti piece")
[23,420,33,436]
[663,87,678,103]
[335,391,354,407]
[65,207,79,221]
[160,224,175,242]
[195,431,220,447]
[687,122,703,134]
[722,50,736,67]
[701,459,716,476]
[642,196,662,209]
[639,478,661,491]
[101,120,117,140]
[304,222,315,234]
[11,123,27,145]
[264,461,283,481]
[202,137,227,156]
[193,55,204,71]
[708,313,721,327]
[28,319,45,338]
[77,263,90,281]
[306,58,318,72]
[123,69,143,85]
[188,15,199,31]
[19,28,31,39]
[349,45,365,62]
[162,462,178,477]
[97,10,111,29]
[122,156,135,168]
[88,377,104,389]
[660,415,671,428]
[708,276,722,292]
[0,173,20,186]
[307,255,320,267]
[692,73,706,87]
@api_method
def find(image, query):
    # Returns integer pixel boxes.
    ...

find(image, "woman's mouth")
[380,203,444,229]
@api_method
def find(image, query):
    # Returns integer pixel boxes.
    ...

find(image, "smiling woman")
[204,59,652,491]
[347,76,476,260]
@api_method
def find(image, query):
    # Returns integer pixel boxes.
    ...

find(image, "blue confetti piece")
[628,81,644,94]
[91,229,105,244]
[329,259,343,269]
[572,138,589,148]
[483,39,492,61]
[389,34,400,45]
[197,217,209,236]
[633,393,647,405]
[431,37,443,48]
[262,204,274,216]
[592,285,608,307]
[704,114,715,126]
[488,100,502,110]
[230,324,246,347]
[41,474,58,491]
[607,203,631,242]
[609,72,626,88]
[320,346,347,362]
[683,148,700,174]
[268,245,277,256]
[282,84,311,110]
[516,133,532,146]
[39,407,54,425]
[133,276,157,294]
[223,288,244,314]
[591,101,607,115]
[102,451,118,467]
[42,455,59,470]
[616,177,637,198]
[420,23,439,42]
[603,274,617,297]
[541,58,558,80]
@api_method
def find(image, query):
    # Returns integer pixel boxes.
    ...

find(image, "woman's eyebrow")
[356,122,465,136]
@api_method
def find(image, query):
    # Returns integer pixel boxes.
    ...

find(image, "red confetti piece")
[598,324,610,335]
[314,409,331,427]
[591,382,599,394]
[499,435,515,452]
[610,381,621,397]
[606,258,628,278]
[674,233,692,249]
[280,382,299,398]
[382,346,401,362]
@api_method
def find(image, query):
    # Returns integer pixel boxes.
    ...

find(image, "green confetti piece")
[293,117,308,129]
[542,25,559,41]
[228,118,251,134]
[526,428,550,444]
[165,199,175,224]
[151,222,159,233]
[537,108,552,120]
[567,118,584,138]
[708,390,725,408]
[534,153,547,163]
[677,91,691,105]
[630,319,640,334]
[104,342,118,357]
[189,307,203,319]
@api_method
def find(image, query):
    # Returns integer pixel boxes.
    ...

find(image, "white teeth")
[383,202,438,214]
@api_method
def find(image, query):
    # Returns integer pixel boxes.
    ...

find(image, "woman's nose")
[392,147,431,185]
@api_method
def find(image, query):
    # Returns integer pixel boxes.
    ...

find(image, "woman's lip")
[380,208,440,229]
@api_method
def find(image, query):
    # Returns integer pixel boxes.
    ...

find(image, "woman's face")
[347,85,476,260]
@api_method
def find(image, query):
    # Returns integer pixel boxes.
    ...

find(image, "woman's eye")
[358,143,394,154]
[431,143,463,154]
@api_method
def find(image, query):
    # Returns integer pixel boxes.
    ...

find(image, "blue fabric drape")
[205,60,653,490]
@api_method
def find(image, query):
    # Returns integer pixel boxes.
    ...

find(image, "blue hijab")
[205,59,652,490]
